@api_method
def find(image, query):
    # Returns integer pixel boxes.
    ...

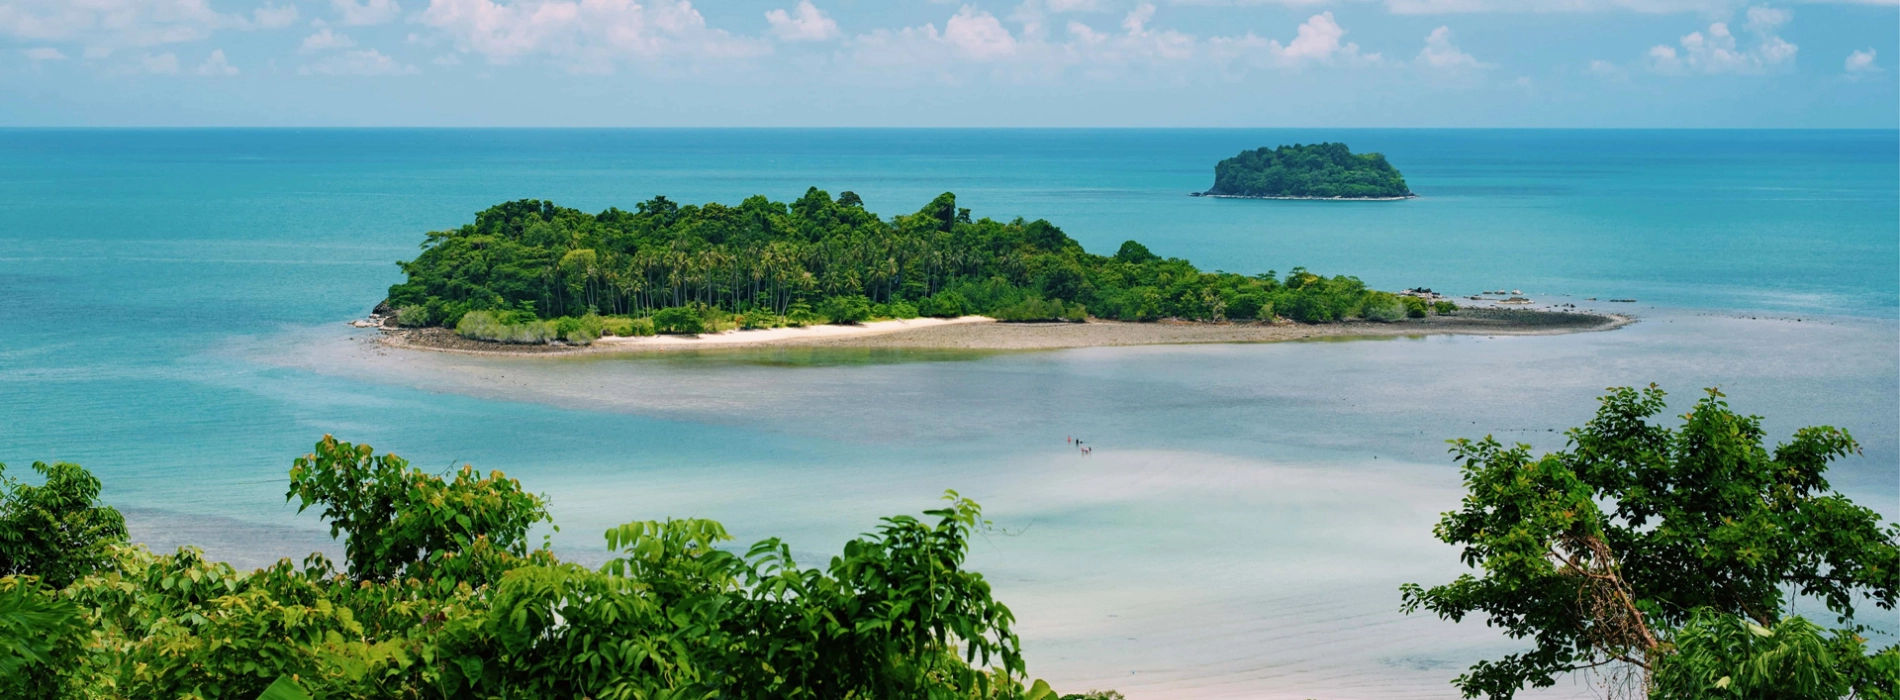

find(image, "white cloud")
[850,4,1390,81]
[1742,5,1789,32]
[1385,0,1788,13]
[418,0,768,72]
[253,3,300,29]
[299,48,420,74]
[1585,58,1626,78]
[1647,10,1797,75]
[141,51,179,73]
[0,0,241,55]
[196,47,236,74]
[332,0,403,26]
[433,52,461,65]
[1844,48,1878,75]
[302,28,357,51]
[943,6,1016,60]
[1208,12,1377,69]
[765,1,838,42]
[1414,25,1486,69]
[21,46,65,61]
[1046,0,1103,10]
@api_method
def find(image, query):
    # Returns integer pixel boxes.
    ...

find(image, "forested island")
[1198,143,1414,200]
[382,189,1454,346]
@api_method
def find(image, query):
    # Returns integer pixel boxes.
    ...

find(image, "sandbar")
[377,308,1631,357]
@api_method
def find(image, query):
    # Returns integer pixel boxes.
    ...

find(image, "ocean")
[1,128,1895,698]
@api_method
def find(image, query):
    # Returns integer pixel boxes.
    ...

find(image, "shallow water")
[2,129,1896,698]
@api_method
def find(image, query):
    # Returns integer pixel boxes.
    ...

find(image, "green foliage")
[257,675,314,700]
[818,294,873,325]
[1207,143,1413,198]
[387,189,1393,336]
[1113,241,1158,264]
[0,460,128,588]
[600,314,654,337]
[16,439,1068,700]
[0,576,86,697]
[1359,292,1407,322]
[920,291,969,318]
[1400,295,1429,319]
[652,305,706,334]
[1650,609,1889,700]
[1433,299,1459,315]
[1401,385,1900,699]
[740,307,780,330]
[455,309,559,344]
[393,304,431,327]
[992,297,1085,323]
[285,434,554,586]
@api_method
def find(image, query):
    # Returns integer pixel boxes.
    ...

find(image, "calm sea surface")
[2,129,1896,698]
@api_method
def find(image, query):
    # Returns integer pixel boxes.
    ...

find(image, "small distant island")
[1195,143,1415,200]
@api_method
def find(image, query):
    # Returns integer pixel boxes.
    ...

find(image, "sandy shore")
[378,308,1630,357]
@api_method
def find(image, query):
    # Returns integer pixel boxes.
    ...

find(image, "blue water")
[1,129,1895,698]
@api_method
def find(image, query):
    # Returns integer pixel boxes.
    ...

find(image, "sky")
[0,0,1895,127]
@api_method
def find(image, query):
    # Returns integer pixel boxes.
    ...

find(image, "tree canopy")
[1402,385,1899,699]
[2,437,1061,700]
[383,188,1408,340]
[1205,143,1413,199]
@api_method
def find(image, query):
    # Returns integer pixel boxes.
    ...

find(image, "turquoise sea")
[2,129,1896,698]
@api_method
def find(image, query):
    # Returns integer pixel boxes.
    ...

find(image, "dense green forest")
[383,189,1440,344]
[2,388,1894,699]
[1203,143,1414,199]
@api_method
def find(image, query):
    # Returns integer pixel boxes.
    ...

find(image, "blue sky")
[2,0,1894,126]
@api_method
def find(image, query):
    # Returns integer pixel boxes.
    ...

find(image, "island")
[374,189,1616,353]
[1195,142,1415,200]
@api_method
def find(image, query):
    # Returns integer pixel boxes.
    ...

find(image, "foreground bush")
[1403,385,1900,699]
[4,437,1057,700]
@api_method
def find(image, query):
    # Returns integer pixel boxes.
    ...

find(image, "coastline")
[1192,192,1418,201]
[376,308,1632,357]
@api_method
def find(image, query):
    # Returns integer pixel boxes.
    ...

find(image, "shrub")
[25,437,1065,700]
[1433,300,1458,315]
[456,310,558,344]
[1358,292,1406,322]
[818,295,872,325]
[1277,293,1333,323]
[394,305,432,327]
[1399,296,1428,319]
[991,297,1085,323]
[1228,292,1267,320]
[888,301,920,320]
[652,306,705,335]
[0,575,87,699]
[0,461,127,588]
[920,292,968,318]
[740,308,778,330]
[599,315,654,337]
[1062,302,1087,322]
[785,302,821,327]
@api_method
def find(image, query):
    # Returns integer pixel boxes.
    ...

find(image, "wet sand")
[380,308,1631,357]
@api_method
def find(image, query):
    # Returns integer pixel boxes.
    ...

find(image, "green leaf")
[1025,678,1056,700]
[256,675,312,700]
